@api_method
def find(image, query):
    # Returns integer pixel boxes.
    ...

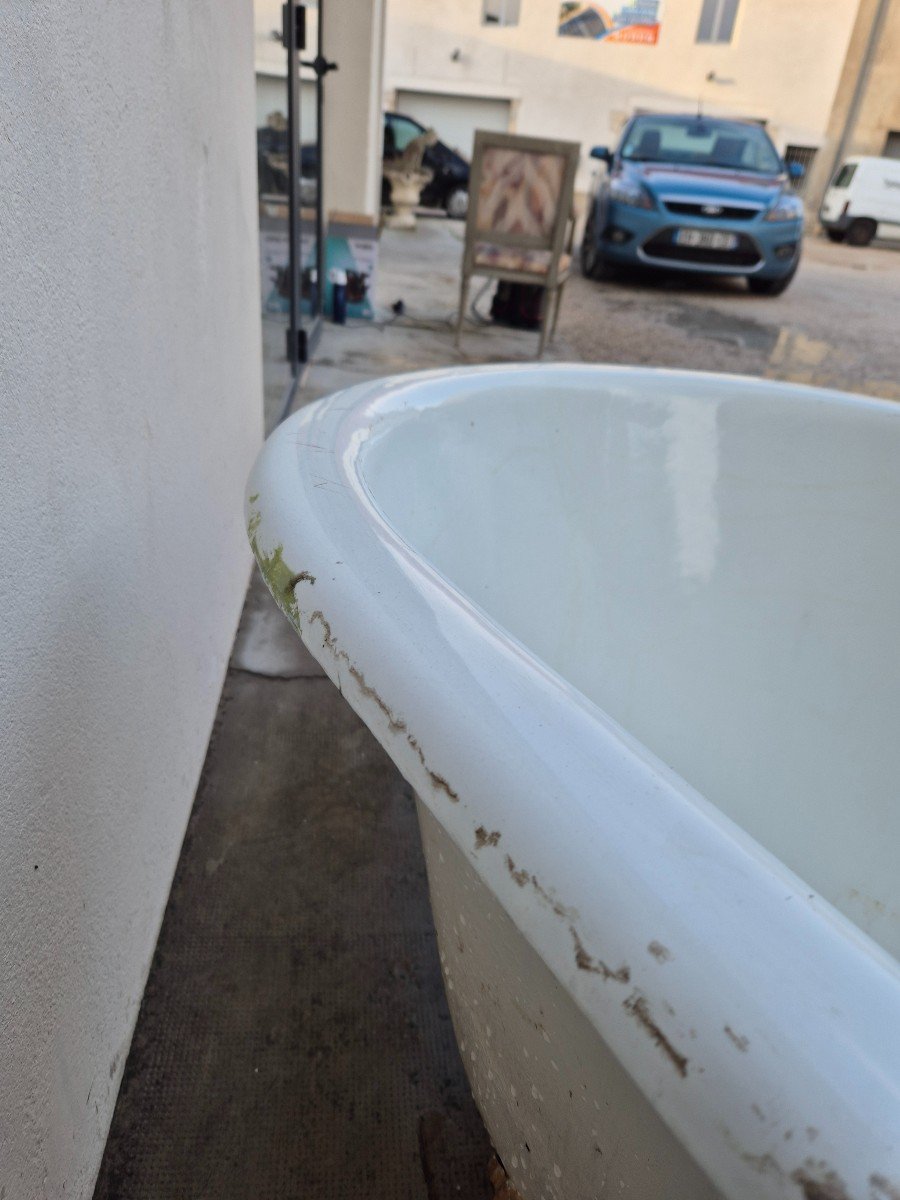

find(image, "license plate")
[674,229,739,250]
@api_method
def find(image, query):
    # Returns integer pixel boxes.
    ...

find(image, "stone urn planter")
[382,129,437,230]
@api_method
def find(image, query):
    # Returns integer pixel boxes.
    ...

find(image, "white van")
[819,156,900,245]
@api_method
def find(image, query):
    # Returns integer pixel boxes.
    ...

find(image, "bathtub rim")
[247,363,900,1200]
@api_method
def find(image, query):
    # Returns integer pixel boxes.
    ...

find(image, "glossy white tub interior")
[246,366,900,1200]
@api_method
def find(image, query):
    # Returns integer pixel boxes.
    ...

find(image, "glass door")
[287,1,327,371]
[256,2,331,431]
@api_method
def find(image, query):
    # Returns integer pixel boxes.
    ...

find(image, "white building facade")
[382,0,867,194]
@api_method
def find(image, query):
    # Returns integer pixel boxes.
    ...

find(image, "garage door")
[395,91,511,160]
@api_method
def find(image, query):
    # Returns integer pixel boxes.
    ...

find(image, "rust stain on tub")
[475,826,501,849]
[570,927,630,984]
[790,1162,851,1200]
[407,735,459,801]
[288,570,316,587]
[623,991,688,1078]
[502,855,578,919]
[309,610,338,651]
[423,768,459,802]
[505,856,530,887]
[531,876,578,921]
[347,663,409,733]
[723,1129,861,1200]
[871,1173,900,1200]
[647,941,672,963]
[308,611,459,801]
[724,1025,750,1052]
[742,1151,785,1181]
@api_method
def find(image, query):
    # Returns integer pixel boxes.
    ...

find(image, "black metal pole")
[315,2,325,318]
[285,2,301,374]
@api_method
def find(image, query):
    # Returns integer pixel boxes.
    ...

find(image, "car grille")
[642,228,762,268]
[663,200,760,221]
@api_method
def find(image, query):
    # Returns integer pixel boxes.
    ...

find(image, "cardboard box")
[258,209,379,321]
[259,208,317,317]
[324,212,378,320]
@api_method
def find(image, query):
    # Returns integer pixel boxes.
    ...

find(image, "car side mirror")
[788,161,805,180]
[590,146,612,165]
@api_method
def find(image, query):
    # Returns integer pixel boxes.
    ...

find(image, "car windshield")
[386,115,425,155]
[620,117,782,174]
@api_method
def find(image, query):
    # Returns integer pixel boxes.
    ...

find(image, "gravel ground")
[559,234,900,401]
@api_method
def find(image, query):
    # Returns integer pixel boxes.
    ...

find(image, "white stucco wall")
[323,0,388,218]
[0,4,262,1198]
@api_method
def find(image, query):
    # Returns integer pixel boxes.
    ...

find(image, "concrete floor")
[95,216,898,1199]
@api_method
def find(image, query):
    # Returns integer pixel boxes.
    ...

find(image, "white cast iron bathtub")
[246,365,900,1200]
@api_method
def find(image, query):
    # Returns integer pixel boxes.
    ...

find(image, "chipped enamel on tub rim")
[246,365,900,1200]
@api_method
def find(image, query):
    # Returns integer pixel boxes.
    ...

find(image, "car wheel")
[825,228,846,243]
[381,175,392,209]
[747,263,798,296]
[845,217,877,247]
[580,210,614,282]
[445,187,468,219]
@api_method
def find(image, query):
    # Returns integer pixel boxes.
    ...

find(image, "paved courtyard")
[271,219,900,430]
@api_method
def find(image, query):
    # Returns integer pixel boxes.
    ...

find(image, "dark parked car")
[382,112,470,217]
[257,112,470,217]
[256,122,290,196]
[581,113,805,295]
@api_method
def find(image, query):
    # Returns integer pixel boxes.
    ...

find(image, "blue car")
[581,114,804,295]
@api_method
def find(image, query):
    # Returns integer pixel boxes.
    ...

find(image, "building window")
[558,4,608,37]
[784,145,817,194]
[883,131,900,160]
[696,0,739,43]
[482,0,520,26]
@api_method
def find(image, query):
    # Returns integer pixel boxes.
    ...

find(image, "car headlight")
[608,177,654,210]
[764,192,804,222]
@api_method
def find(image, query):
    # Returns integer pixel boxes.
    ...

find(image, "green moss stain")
[247,505,302,628]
